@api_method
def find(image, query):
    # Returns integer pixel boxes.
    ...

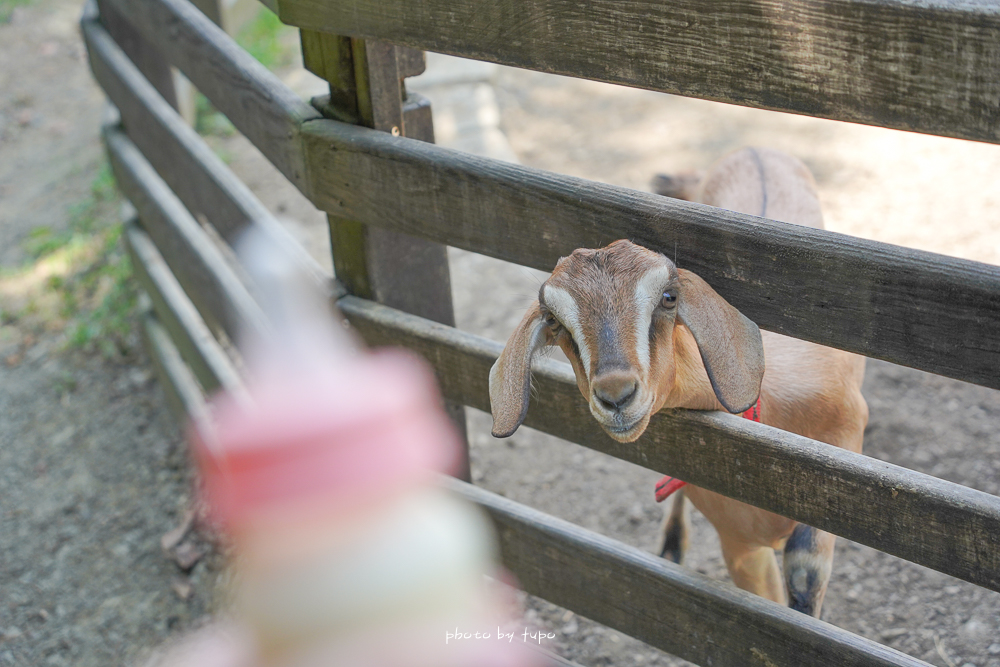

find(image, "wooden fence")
[81,0,1000,664]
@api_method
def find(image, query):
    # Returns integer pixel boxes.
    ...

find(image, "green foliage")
[6,161,139,360]
[62,224,137,358]
[0,0,32,24]
[23,226,76,260]
[236,7,296,70]
[21,165,118,259]
[90,162,116,201]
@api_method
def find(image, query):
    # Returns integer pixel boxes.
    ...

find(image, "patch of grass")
[91,161,117,201]
[19,164,117,259]
[63,224,137,358]
[0,0,32,24]
[0,162,138,360]
[236,7,297,70]
[23,226,76,260]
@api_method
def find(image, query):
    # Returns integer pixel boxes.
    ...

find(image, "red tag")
[741,397,762,422]
[654,476,687,502]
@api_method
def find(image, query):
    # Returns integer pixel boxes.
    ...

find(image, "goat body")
[489,147,868,617]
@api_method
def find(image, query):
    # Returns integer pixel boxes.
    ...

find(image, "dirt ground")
[1,0,999,666]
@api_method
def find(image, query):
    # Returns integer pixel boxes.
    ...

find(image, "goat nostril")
[594,381,638,411]
[595,393,616,410]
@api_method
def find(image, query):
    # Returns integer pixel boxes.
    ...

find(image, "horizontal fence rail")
[446,478,929,667]
[125,219,246,397]
[139,304,216,436]
[273,0,1000,145]
[98,0,320,189]
[84,16,278,243]
[341,295,1000,594]
[302,121,1000,390]
[82,14,331,289]
[81,0,1000,391]
[103,123,270,345]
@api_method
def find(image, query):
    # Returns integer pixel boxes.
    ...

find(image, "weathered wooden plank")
[84,16,261,241]
[351,39,404,136]
[83,16,330,292]
[103,123,269,346]
[447,478,930,667]
[92,0,179,111]
[125,219,245,397]
[396,46,426,79]
[303,30,470,477]
[302,120,1000,390]
[277,0,1000,144]
[341,295,1000,593]
[140,304,215,436]
[401,92,434,143]
[98,0,320,190]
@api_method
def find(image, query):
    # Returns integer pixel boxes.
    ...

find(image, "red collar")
[654,397,761,503]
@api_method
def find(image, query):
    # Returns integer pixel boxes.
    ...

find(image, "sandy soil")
[1,2,224,665]
[2,0,999,666]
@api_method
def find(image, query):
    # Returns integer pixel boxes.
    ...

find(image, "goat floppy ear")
[676,269,765,414]
[489,302,550,437]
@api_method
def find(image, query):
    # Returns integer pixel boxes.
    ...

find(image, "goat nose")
[593,375,638,411]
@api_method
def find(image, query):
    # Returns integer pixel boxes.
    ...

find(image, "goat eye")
[660,291,677,308]
[544,313,560,329]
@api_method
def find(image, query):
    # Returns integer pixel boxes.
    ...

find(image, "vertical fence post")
[301,32,471,481]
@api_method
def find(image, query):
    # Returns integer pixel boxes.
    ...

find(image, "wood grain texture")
[103,123,269,346]
[83,17,331,291]
[98,0,319,189]
[341,295,1000,593]
[125,220,245,397]
[447,478,930,667]
[95,0,179,110]
[302,120,1000,390]
[278,0,1000,144]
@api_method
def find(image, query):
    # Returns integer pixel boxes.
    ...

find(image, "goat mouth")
[601,415,650,443]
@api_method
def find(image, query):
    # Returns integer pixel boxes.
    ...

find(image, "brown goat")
[489,147,868,617]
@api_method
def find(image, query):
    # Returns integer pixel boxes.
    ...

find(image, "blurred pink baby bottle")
[191,228,536,667]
